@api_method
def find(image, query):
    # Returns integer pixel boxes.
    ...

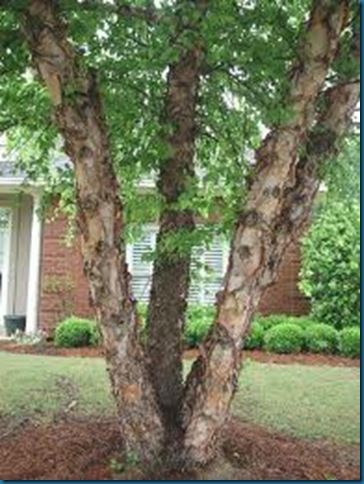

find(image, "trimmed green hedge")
[263,323,305,354]
[243,322,264,350]
[254,314,316,331]
[135,304,360,358]
[339,327,360,358]
[304,324,339,354]
[54,317,101,348]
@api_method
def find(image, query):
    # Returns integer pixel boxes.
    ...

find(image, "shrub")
[339,327,360,358]
[288,316,317,329]
[254,314,316,331]
[184,305,214,348]
[243,322,264,350]
[299,202,360,329]
[254,314,288,330]
[54,317,101,348]
[263,323,305,354]
[304,324,339,354]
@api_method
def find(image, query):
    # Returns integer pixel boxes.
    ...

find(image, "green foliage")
[254,314,315,331]
[54,317,101,348]
[339,327,360,358]
[263,323,305,354]
[304,324,339,354]
[0,0,316,241]
[243,322,264,350]
[299,202,360,329]
[136,303,148,322]
[184,305,214,348]
[322,135,360,205]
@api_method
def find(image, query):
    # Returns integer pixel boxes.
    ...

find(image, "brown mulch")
[0,341,104,358]
[0,415,360,480]
[0,341,360,367]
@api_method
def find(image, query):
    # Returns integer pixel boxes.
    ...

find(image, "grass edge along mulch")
[0,340,360,367]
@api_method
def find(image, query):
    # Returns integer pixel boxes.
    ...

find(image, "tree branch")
[182,0,350,464]
[145,0,208,433]
[22,0,165,461]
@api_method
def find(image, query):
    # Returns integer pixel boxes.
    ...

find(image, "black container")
[4,315,26,336]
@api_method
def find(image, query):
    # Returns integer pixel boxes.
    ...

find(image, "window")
[190,239,226,304]
[127,228,157,302]
[127,226,228,304]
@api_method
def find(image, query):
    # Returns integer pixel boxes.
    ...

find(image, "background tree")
[0,0,359,470]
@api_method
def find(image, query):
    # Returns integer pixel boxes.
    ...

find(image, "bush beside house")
[299,202,360,330]
[52,306,359,358]
[54,317,101,348]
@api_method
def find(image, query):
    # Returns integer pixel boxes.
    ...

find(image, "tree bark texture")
[23,0,165,462]
[146,0,208,438]
[182,0,354,464]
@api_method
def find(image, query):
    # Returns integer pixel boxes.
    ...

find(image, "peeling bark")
[146,0,207,440]
[182,0,353,464]
[23,0,164,462]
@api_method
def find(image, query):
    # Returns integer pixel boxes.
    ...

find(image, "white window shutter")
[129,228,156,302]
[127,228,227,306]
[203,239,224,303]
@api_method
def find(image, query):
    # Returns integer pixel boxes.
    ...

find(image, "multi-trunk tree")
[0,0,359,470]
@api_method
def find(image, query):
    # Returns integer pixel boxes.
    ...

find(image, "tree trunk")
[23,0,165,463]
[146,0,207,440]
[182,0,353,464]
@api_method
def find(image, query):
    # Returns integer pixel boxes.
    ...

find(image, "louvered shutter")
[128,228,156,303]
[188,237,228,304]
[203,240,225,303]
[127,228,228,305]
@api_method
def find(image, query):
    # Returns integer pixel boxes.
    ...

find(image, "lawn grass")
[0,351,359,445]
[0,352,114,420]
[234,359,360,444]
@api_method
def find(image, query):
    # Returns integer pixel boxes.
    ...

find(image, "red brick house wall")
[39,215,310,333]
[259,243,310,316]
[39,216,95,333]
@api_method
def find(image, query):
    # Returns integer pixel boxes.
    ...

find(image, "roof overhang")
[0,177,44,195]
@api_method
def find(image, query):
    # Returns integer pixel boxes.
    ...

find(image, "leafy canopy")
[0,0,358,252]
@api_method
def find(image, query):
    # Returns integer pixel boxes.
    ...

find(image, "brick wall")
[39,215,94,334]
[39,215,310,333]
[259,242,310,316]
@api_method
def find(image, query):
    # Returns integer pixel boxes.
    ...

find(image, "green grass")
[0,352,359,445]
[234,359,360,445]
[0,352,115,420]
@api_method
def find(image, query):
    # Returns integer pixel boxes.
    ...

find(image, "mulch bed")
[0,340,359,367]
[0,415,359,480]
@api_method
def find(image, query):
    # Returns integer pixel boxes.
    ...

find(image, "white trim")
[25,194,42,333]
[1,209,13,320]
[6,206,18,316]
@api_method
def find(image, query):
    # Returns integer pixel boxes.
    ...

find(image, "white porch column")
[1,208,14,322]
[25,193,42,333]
